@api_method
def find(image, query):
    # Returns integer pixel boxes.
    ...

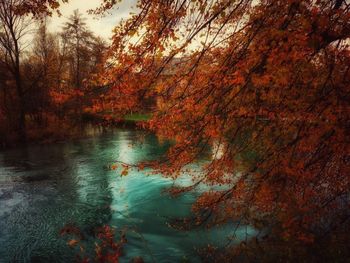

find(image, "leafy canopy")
[98,0,350,254]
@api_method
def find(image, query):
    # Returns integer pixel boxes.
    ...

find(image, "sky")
[47,0,137,40]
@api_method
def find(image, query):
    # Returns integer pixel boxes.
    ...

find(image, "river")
[0,128,256,262]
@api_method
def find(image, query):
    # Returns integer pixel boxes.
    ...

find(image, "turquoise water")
[0,128,256,262]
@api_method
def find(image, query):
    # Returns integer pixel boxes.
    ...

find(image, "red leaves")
[110,164,118,170]
[61,224,128,263]
[50,90,84,106]
[89,0,350,254]
[94,225,127,263]
[108,162,131,176]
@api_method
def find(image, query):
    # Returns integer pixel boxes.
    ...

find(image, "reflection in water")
[0,128,256,262]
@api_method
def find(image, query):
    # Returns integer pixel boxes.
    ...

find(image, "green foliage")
[123,113,152,122]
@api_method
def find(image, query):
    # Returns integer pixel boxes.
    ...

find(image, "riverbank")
[0,113,152,150]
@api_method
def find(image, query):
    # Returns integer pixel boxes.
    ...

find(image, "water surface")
[0,128,255,262]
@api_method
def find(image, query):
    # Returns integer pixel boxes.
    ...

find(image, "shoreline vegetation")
[0,112,152,149]
[0,0,349,261]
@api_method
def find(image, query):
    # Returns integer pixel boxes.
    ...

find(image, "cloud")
[48,0,137,40]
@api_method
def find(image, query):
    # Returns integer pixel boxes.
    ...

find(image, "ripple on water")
[0,129,256,263]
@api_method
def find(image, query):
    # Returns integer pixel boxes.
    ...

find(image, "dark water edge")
[0,119,143,150]
[0,127,256,263]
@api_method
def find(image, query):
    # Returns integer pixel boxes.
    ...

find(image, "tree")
[58,10,107,119]
[63,9,96,90]
[23,20,59,124]
[98,0,350,260]
[0,0,64,142]
[0,0,34,142]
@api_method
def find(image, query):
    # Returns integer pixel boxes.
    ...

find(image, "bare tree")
[63,9,95,90]
[23,20,58,124]
[0,0,33,142]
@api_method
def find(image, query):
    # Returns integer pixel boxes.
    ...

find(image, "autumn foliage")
[96,0,350,260]
[1,0,349,261]
[0,1,106,146]
[60,224,127,263]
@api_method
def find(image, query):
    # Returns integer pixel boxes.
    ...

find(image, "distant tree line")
[0,0,106,145]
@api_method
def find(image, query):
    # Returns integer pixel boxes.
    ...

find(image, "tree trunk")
[13,38,26,143]
[14,63,26,143]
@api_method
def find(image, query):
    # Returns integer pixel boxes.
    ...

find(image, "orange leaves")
[121,167,129,177]
[252,73,271,87]
[61,224,127,263]
[255,184,275,212]
[94,225,127,263]
[230,72,246,86]
[192,191,221,214]
[204,115,222,139]
[96,0,350,253]
[207,128,220,138]
[49,90,71,105]
[49,89,84,106]
[137,163,145,171]
[109,163,130,176]
[67,239,79,247]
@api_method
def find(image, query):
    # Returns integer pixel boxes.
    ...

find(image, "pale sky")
[47,0,137,40]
